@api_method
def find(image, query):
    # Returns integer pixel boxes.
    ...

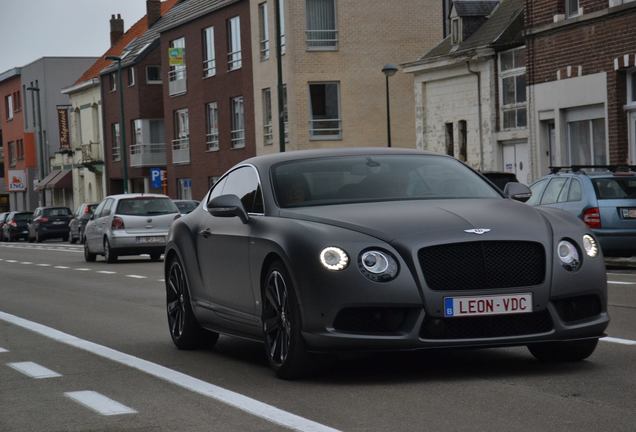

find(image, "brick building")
[525,0,636,177]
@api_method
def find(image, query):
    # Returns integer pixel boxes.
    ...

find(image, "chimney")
[147,0,162,27]
[110,14,124,47]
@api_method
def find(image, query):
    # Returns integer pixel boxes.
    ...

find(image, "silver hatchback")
[84,194,180,263]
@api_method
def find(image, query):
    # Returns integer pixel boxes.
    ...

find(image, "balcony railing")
[112,144,121,162]
[168,68,187,96]
[305,30,338,49]
[206,131,219,151]
[172,137,190,164]
[228,50,242,70]
[130,143,166,167]
[203,59,216,77]
[231,129,245,148]
[80,142,102,164]
[260,38,270,60]
[263,123,273,145]
[309,118,341,139]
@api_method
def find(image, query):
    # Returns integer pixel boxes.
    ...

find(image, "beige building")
[249,0,443,154]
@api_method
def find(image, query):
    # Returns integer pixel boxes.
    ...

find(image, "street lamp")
[382,64,398,148]
[26,85,46,206]
[106,55,129,193]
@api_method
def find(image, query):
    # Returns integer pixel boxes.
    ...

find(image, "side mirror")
[208,194,249,224]
[503,182,532,202]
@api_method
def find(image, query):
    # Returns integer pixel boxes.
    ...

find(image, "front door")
[502,141,530,185]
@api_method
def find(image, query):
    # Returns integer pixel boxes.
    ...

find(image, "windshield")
[592,177,636,199]
[272,155,502,208]
[116,197,179,216]
[174,201,199,214]
[43,208,71,217]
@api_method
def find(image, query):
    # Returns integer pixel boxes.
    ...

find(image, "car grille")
[418,241,545,291]
[420,310,553,340]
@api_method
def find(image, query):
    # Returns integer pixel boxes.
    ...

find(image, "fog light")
[582,235,598,257]
[320,247,349,271]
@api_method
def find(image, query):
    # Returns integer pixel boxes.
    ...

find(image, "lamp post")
[26,85,46,205]
[382,64,398,148]
[106,55,129,193]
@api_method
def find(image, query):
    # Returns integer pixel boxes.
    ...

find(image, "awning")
[46,169,72,190]
[35,170,62,191]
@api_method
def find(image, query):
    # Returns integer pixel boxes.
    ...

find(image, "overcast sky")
[0,0,149,73]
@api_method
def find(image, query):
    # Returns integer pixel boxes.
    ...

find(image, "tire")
[166,256,215,349]
[262,260,311,380]
[528,338,599,362]
[150,252,162,262]
[103,238,118,263]
[84,241,96,262]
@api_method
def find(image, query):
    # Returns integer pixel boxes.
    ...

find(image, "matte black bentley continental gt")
[164,148,609,379]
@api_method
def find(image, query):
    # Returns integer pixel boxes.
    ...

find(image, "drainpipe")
[467,60,484,170]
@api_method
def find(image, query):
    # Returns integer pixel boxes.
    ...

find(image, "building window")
[305,0,337,49]
[173,108,190,164]
[231,96,245,148]
[206,102,219,151]
[17,139,24,160]
[146,65,162,84]
[279,0,286,54]
[262,88,273,145]
[258,3,270,61]
[445,122,454,156]
[309,82,341,139]
[567,118,606,165]
[227,17,242,71]
[112,123,121,161]
[8,141,16,167]
[566,0,580,17]
[169,37,187,95]
[177,178,193,200]
[451,18,460,45]
[5,94,14,120]
[109,73,117,92]
[499,47,527,130]
[458,120,467,161]
[13,91,21,112]
[628,70,636,105]
[127,67,135,87]
[202,26,216,77]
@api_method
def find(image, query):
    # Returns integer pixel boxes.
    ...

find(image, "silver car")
[84,194,180,263]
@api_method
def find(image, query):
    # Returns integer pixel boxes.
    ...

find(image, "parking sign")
[150,168,162,189]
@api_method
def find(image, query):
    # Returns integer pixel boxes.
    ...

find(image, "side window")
[557,179,571,203]
[102,199,114,217]
[526,179,548,206]
[541,178,568,205]
[222,167,262,214]
[567,179,582,202]
[207,176,227,203]
[93,201,106,218]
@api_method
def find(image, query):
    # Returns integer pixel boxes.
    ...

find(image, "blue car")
[527,166,636,257]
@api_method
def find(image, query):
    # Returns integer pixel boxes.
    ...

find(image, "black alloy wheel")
[166,256,216,349]
[103,238,117,263]
[84,241,96,262]
[262,261,310,379]
[528,338,599,362]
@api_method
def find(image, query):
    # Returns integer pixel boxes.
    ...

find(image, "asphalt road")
[0,240,635,432]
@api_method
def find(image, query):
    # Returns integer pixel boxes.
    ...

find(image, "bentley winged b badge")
[464,228,491,235]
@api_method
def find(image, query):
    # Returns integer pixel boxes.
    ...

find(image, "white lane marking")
[601,337,636,346]
[608,281,636,285]
[126,275,147,279]
[0,258,4,261]
[5,260,17,263]
[65,391,137,416]
[0,245,82,253]
[97,270,117,275]
[0,311,341,432]
[0,347,8,353]
[74,268,91,271]
[36,264,51,267]
[158,279,165,283]
[7,361,62,379]
[607,272,636,277]
[20,262,33,265]
[54,266,70,269]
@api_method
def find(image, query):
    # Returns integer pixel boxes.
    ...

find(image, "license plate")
[621,208,636,219]
[53,221,65,225]
[444,293,533,318]
[136,236,164,244]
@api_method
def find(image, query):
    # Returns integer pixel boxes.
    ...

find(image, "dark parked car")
[0,212,9,241]
[69,203,98,244]
[2,212,33,242]
[173,200,200,215]
[28,206,73,242]
[482,171,521,192]
[164,148,608,379]
[527,166,636,257]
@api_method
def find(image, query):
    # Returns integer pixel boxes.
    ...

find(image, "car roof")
[105,193,170,200]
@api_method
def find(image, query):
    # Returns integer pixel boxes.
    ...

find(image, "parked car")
[173,199,200,215]
[527,166,636,257]
[0,212,9,241]
[28,207,73,242]
[164,148,608,379]
[84,194,180,263]
[2,212,33,242]
[482,171,521,192]
[68,202,98,244]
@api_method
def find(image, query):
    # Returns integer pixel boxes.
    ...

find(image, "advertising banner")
[168,48,185,66]
[8,170,27,192]
[57,105,71,149]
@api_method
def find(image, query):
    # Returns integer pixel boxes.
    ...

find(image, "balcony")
[305,29,338,50]
[130,143,166,167]
[80,142,103,164]
[172,137,190,164]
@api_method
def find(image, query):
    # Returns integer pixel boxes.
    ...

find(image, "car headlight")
[358,249,399,282]
[320,247,349,271]
[582,235,598,257]
[557,240,581,271]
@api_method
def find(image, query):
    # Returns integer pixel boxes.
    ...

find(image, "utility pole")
[274,0,286,153]
[27,85,46,206]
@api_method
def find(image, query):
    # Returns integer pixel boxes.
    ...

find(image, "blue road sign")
[150,168,162,189]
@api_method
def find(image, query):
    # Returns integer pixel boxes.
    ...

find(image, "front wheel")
[84,241,96,262]
[262,261,311,380]
[528,338,599,362]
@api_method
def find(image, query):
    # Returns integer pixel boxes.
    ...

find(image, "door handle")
[199,228,213,238]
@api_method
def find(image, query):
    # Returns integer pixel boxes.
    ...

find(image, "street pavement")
[0,240,635,432]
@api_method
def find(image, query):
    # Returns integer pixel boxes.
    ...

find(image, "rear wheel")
[528,338,599,362]
[84,241,96,262]
[103,239,117,263]
[262,261,311,380]
[166,256,215,349]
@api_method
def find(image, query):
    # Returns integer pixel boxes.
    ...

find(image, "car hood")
[279,199,553,247]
